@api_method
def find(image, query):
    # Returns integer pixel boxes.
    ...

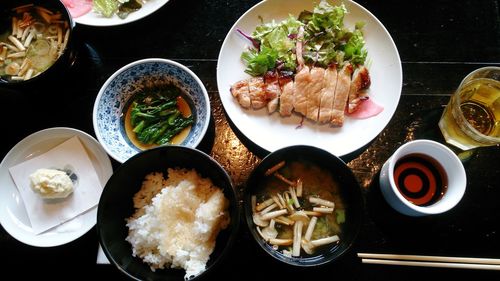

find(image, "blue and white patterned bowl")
[93,58,210,163]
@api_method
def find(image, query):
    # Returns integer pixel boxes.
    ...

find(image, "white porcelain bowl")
[379,139,467,216]
[93,58,210,163]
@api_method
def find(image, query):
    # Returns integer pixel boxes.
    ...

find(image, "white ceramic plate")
[216,0,402,156]
[70,0,169,27]
[0,128,113,247]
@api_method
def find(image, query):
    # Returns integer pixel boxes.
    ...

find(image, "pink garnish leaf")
[61,0,93,18]
[347,98,384,119]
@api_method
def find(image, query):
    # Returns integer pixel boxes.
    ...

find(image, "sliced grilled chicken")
[291,25,309,116]
[264,71,281,113]
[330,63,353,127]
[230,62,372,127]
[248,77,267,109]
[267,95,279,113]
[230,79,251,109]
[347,66,371,113]
[305,67,325,122]
[293,65,311,116]
[278,71,294,116]
[279,81,294,116]
[318,65,338,123]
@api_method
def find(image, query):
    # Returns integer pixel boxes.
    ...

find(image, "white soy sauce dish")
[379,139,466,216]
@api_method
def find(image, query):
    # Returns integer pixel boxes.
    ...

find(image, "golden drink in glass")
[439,67,500,150]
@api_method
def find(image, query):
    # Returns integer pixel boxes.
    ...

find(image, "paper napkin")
[9,136,102,234]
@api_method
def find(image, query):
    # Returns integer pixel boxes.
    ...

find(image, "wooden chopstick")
[358,253,500,271]
[358,253,500,264]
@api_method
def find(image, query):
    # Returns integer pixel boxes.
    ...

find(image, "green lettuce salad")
[240,0,368,76]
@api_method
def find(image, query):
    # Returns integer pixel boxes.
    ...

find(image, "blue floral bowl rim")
[92,58,210,163]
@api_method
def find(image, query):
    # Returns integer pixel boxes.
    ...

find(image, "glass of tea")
[379,139,466,216]
[439,66,500,150]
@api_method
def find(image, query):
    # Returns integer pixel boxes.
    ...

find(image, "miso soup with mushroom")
[251,160,345,257]
[0,4,70,82]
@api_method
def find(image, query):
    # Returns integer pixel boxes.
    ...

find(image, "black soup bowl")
[97,146,240,280]
[244,145,363,266]
[0,0,76,89]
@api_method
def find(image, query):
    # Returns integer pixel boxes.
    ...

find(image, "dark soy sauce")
[393,153,448,206]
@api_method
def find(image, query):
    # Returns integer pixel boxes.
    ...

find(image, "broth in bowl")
[251,160,345,258]
[244,145,363,267]
[0,4,70,82]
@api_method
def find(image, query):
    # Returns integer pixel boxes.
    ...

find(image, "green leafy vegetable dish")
[123,84,194,150]
[239,0,367,76]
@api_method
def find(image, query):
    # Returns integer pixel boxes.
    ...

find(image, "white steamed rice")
[126,168,230,280]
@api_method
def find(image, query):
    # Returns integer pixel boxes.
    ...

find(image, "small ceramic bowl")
[379,139,466,216]
[93,58,210,163]
[0,0,77,88]
[244,145,364,267]
[97,145,240,280]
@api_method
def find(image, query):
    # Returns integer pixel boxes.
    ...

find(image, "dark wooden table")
[1,0,499,280]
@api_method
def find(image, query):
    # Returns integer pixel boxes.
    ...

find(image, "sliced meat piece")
[248,77,275,109]
[347,66,371,113]
[279,81,294,116]
[318,65,338,123]
[291,25,309,116]
[330,63,353,127]
[248,77,267,109]
[293,65,311,116]
[230,73,282,112]
[305,67,325,121]
[230,79,251,109]
[267,97,279,113]
[264,71,281,113]
[278,71,294,116]
[278,70,294,85]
